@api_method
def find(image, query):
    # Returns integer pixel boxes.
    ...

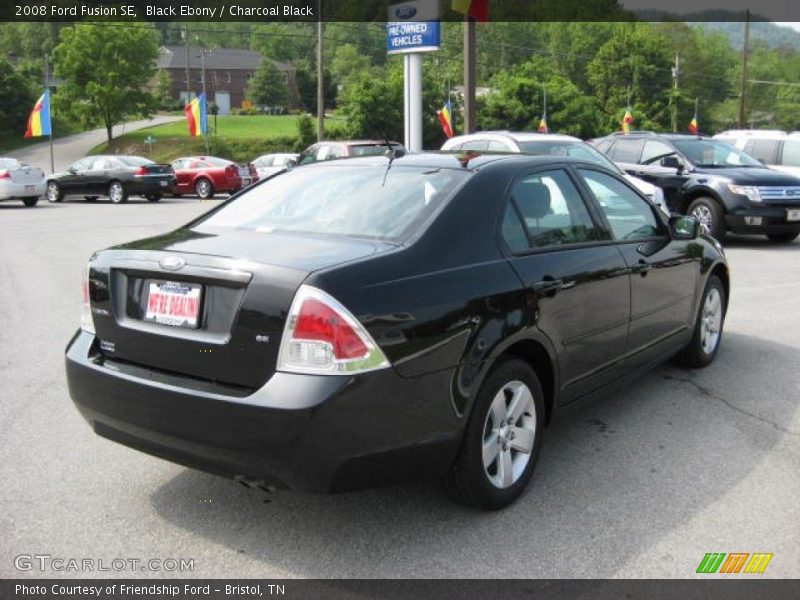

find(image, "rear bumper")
[0,180,45,199]
[130,177,176,196]
[725,204,800,235]
[66,331,461,492]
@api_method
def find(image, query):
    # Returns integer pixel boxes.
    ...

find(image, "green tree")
[52,23,158,143]
[246,59,289,110]
[0,58,35,140]
[296,113,316,149]
[154,68,172,107]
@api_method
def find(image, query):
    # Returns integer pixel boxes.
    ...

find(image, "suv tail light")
[277,285,389,375]
[80,263,95,334]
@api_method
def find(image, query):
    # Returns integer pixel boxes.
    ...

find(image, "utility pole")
[183,24,191,102]
[463,16,476,134]
[738,10,750,129]
[44,53,54,173]
[316,0,324,141]
[671,52,680,133]
[201,49,209,155]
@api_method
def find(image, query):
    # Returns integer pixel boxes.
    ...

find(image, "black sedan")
[46,155,176,204]
[66,153,729,509]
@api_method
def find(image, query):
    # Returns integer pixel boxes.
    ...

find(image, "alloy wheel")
[700,288,722,355]
[691,204,713,235]
[109,182,124,203]
[482,380,537,489]
[196,179,211,199]
[46,182,60,203]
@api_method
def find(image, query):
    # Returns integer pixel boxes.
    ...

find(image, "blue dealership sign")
[387,21,440,54]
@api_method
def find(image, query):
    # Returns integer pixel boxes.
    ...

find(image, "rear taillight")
[0,170,9,179]
[80,263,95,334]
[134,166,148,176]
[277,285,389,375]
[225,165,236,177]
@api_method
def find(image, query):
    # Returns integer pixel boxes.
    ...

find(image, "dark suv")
[590,132,800,243]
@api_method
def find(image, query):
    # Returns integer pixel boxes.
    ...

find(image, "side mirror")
[670,215,700,240]
[66,167,76,174]
[661,155,683,172]
[285,158,297,169]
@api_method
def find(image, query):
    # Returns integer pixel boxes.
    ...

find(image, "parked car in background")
[297,140,405,165]
[250,153,299,179]
[0,157,45,207]
[46,156,175,204]
[67,153,728,510]
[589,132,800,243]
[441,132,669,215]
[170,156,257,199]
[713,130,800,178]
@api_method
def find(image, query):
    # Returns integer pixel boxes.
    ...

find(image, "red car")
[170,156,258,199]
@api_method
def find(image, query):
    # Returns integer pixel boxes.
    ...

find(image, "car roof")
[295,151,609,172]
[714,129,787,139]
[318,140,403,146]
[444,131,581,145]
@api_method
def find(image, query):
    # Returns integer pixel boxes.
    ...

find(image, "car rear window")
[516,141,623,174]
[0,158,21,168]
[196,164,470,242]
[349,144,401,157]
[119,156,154,167]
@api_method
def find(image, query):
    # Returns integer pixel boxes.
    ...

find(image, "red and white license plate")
[787,209,800,222]
[144,281,202,328]
[24,185,35,193]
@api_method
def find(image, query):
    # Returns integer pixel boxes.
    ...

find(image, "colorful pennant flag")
[621,109,634,134]
[24,90,52,138]
[452,0,489,22]
[537,117,548,133]
[437,100,454,138]
[184,93,207,137]
[688,114,698,134]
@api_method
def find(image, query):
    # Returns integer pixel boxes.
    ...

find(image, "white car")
[0,157,45,207]
[441,132,669,215]
[713,130,800,178]
[250,153,299,180]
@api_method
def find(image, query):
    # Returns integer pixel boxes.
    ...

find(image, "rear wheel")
[443,357,544,510]
[767,233,798,244]
[676,275,726,368]
[195,178,214,199]
[108,181,128,204]
[688,196,725,241]
[46,181,63,203]
[146,194,161,203]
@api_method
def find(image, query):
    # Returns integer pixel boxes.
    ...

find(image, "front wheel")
[687,197,726,241]
[22,196,39,207]
[46,181,63,203]
[676,275,726,368]
[108,181,128,204]
[767,233,798,244]
[443,357,544,510]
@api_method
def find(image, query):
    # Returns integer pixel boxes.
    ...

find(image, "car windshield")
[516,141,624,174]
[0,158,21,168]
[196,164,470,242]
[119,156,154,167]
[672,139,762,168]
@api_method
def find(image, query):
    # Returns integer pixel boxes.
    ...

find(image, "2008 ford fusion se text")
[66,152,728,509]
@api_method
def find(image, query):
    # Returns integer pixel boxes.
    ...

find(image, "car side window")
[503,169,602,250]
[298,146,317,164]
[640,140,675,164]
[446,143,463,151]
[257,157,273,167]
[461,140,488,151]
[171,159,184,170]
[579,169,663,241]
[487,140,511,152]
[609,139,645,163]
[72,157,94,171]
[327,145,344,159]
[744,139,779,164]
[593,140,612,154]
[781,141,800,167]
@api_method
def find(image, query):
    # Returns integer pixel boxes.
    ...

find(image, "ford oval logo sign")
[395,5,417,18]
[159,256,186,271]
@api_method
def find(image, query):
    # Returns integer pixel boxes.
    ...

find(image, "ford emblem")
[159,256,186,271]
[395,5,417,19]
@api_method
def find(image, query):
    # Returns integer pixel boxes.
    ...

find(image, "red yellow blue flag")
[688,114,698,134]
[184,93,207,137]
[437,100,454,138]
[538,117,548,133]
[24,90,52,138]
[452,0,489,22]
[621,109,634,134]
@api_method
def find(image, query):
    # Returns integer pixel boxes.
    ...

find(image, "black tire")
[687,196,726,241]
[767,233,798,244]
[84,196,98,202]
[45,181,63,203]
[22,196,39,207]
[443,357,545,510]
[195,178,214,200]
[675,275,726,368]
[146,194,162,203]
[107,181,128,204]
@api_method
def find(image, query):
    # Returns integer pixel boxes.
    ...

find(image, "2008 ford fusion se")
[66,152,729,509]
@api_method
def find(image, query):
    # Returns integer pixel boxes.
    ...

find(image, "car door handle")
[631,260,651,276]
[530,278,564,296]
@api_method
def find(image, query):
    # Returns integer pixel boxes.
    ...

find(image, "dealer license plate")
[144,281,202,328]
[24,185,35,193]
[787,209,800,222]
[160,180,168,187]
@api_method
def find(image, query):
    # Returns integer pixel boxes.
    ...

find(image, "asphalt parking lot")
[1,198,798,579]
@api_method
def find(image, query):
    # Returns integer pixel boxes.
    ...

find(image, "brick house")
[154,46,298,114]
